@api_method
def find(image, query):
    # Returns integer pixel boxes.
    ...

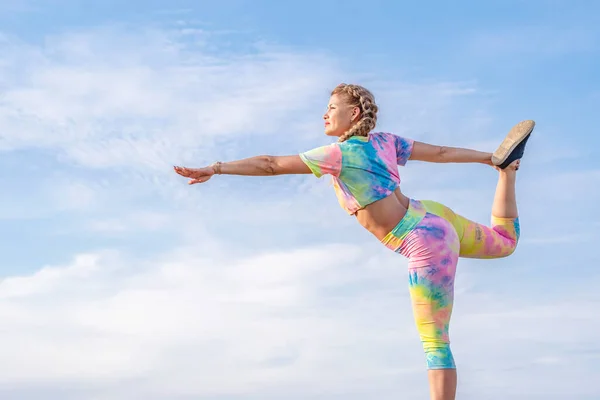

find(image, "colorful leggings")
[381,199,520,369]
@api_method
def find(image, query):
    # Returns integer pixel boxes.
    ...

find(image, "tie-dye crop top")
[299,132,414,215]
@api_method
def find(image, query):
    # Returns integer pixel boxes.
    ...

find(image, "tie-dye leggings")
[381,199,520,369]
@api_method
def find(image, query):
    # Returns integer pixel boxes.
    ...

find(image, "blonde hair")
[331,83,379,142]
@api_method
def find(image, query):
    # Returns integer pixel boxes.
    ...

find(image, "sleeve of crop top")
[393,134,414,166]
[298,143,342,178]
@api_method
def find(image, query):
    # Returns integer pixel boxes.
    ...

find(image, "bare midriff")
[354,187,411,241]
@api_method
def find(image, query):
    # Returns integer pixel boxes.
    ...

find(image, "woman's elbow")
[411,142,448,163]
[263,156,278,175]
[437,146,449,162]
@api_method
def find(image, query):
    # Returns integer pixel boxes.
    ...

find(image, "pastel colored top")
[299,132,414,215]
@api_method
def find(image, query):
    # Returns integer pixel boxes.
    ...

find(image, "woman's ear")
[351,106,361,122]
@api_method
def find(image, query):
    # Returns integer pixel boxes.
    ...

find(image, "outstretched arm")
[215,155,312,176]
[174,155,311,184]
[409,141,493,165]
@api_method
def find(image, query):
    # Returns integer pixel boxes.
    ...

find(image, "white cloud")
[0,25,340,172]
[0,246,406,389]
[1,244,598,399]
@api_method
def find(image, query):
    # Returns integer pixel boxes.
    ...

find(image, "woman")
[174,83,534,400]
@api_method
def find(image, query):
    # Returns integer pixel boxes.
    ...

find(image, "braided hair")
[331,83,379,142]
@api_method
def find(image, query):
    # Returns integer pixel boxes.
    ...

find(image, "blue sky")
[0,1,598,399]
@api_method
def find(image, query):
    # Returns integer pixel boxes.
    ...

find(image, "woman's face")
[323,93,360,137]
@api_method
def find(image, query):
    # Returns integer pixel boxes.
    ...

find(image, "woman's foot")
[492,120,535,169]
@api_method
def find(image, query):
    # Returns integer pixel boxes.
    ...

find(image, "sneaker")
[492,120,535,169]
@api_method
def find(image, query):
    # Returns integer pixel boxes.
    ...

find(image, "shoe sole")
[491,120,535,166]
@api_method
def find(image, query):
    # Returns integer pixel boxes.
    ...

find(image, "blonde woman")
[174,83,533,400]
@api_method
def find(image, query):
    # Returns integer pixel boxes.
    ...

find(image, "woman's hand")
[173,165,215,185]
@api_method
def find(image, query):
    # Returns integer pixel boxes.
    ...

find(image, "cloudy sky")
[0,1,598,399]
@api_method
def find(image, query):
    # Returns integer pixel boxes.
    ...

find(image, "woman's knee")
[505,239,518,256]
[423,342,456,369]
[496,237,518,257]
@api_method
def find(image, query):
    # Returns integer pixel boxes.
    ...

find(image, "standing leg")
[399,213,460,400]
[389,120,533,398]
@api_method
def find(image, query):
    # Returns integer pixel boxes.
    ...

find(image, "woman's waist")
[355,191,417,240]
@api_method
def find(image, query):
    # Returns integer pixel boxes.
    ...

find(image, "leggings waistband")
[380,199,427,248]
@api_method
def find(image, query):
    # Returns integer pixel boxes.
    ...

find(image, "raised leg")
[419,164,520,260]
[456,160,521,258]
